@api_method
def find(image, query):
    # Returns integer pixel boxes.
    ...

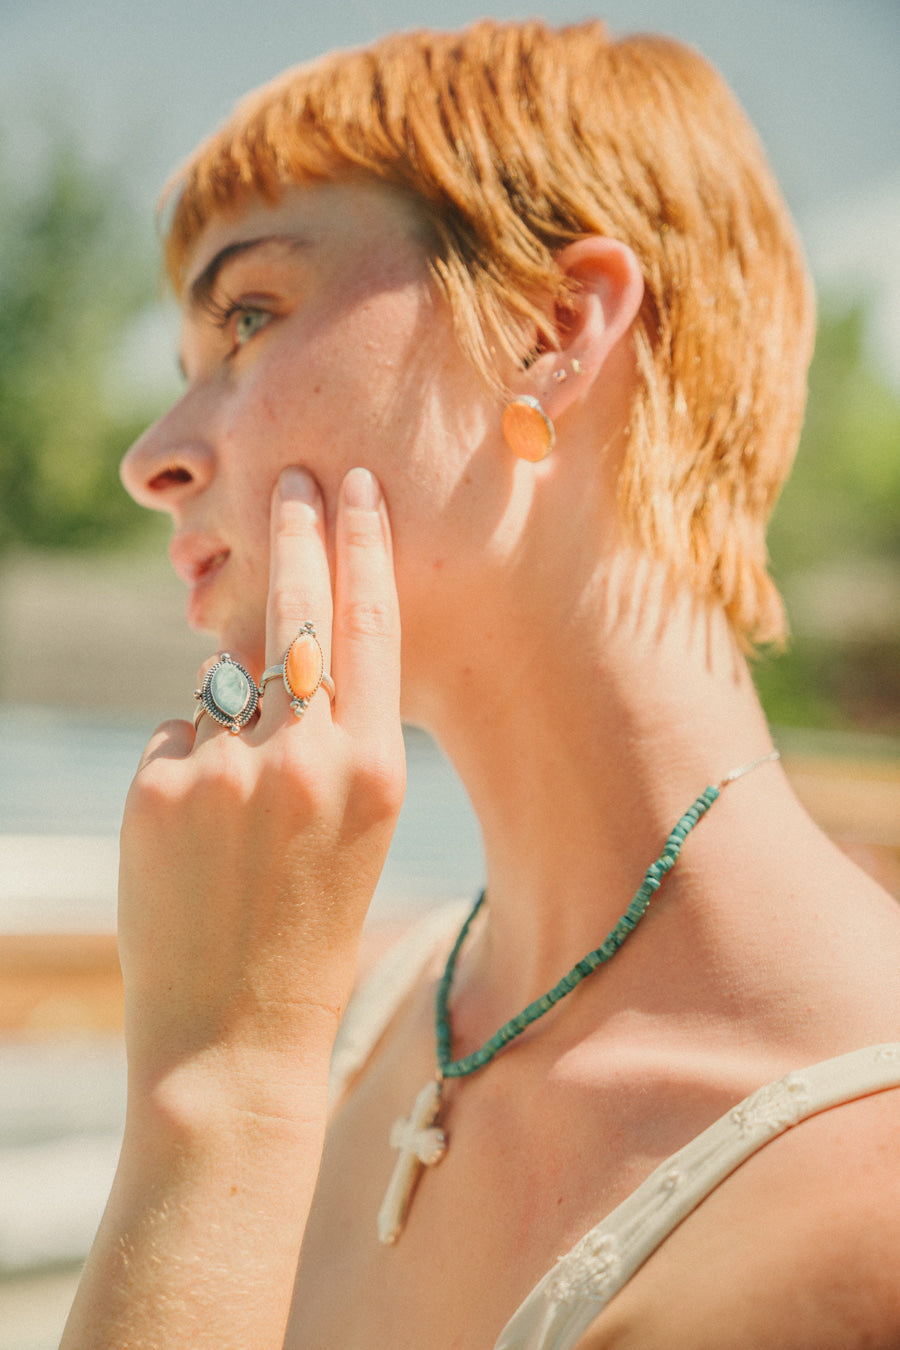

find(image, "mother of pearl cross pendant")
[377,1078,447,1245]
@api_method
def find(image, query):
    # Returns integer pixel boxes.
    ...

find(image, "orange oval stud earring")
[501,396,556,462]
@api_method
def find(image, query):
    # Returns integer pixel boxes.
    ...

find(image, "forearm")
[61,1063,333,1349]
[62,464,403,1346]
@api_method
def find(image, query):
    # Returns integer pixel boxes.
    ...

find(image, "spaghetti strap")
[494,1044,900,1349]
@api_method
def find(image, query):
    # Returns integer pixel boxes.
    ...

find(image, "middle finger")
[261,466,333,725]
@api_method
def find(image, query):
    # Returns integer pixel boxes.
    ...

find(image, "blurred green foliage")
[0,130,897,731]
[755,295,900,734]
[0,131,159,551]
[770,299,900,567]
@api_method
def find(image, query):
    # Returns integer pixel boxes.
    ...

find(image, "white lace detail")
[548,1232,621,1305]
[334,928,900,1350]
[729,1072,811,1136]
[658,1166,682,1195]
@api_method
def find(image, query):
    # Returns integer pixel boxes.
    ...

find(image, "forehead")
[182,179,429,300]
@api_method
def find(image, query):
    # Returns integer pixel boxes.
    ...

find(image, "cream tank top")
[330,905,900,1350]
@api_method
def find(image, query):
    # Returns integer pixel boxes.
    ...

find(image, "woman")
[62,20,900,1350]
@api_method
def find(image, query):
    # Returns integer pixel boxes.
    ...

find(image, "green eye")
[234,308,270,345]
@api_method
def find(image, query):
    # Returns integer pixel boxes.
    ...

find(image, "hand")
[117,465,405,1121]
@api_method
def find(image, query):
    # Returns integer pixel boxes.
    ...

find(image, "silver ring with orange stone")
[259,622,336,720]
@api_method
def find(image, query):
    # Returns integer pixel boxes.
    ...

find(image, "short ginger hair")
[162,19,815,649]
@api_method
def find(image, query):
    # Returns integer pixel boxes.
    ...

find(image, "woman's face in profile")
[120,181,509,677]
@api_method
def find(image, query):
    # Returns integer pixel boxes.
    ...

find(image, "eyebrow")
[186,234,311,314]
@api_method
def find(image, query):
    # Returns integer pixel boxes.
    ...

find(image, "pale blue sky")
[2,0,899,379]
[1,0,898,217]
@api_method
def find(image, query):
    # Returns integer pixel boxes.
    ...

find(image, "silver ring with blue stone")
[193,653,260,735]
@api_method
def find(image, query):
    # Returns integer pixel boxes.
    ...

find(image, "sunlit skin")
[120,179,713,1007]
[59,177,900,1350]
[121,181,645,734]
[124,183,534,719]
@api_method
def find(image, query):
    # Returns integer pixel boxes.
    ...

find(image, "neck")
[412,554,789,1020]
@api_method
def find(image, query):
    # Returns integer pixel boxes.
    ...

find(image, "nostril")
[147,466,194,491]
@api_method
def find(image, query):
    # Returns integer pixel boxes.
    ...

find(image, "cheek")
[217,359,331,506]
[224,332,382,471]
[216,285,496,567]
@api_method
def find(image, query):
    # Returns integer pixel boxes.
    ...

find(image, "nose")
[120,401,215,514]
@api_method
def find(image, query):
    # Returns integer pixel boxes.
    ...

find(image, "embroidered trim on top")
[548,1232,621,1305]
[729,1072,811,1137]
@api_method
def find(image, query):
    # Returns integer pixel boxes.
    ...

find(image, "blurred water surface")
[0,702,484,1340]
[1,703,485,927]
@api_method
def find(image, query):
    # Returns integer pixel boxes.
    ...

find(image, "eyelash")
[205,293,272,352]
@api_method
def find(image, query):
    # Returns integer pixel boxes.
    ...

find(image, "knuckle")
[279,763,320,814]
[128,744,255,824]
[125,766,171,820]
[195,751,254,807]
[140,717,190,759]
[126,763,193,829]
[128,723,191,809]
[350,749,406,823]
[255,739,323,811]
[340,596,396,641]
[270,589,312,634]
[342,514,383,550]
[276,498,317,539]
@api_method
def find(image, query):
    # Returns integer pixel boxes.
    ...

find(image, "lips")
[169,534,231,588]
[168,534,233,632]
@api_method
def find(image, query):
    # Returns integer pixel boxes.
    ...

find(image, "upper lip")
[169,532,231,586]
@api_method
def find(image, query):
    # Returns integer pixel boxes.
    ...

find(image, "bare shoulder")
[577,1087,900,1350]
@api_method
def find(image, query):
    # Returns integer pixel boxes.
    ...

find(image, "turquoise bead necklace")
[437,785,718,1078]
[376,750,780,1245]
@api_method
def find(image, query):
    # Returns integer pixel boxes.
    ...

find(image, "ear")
[521,237,644,418]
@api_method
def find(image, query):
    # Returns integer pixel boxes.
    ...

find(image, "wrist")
[124,997,343,1143]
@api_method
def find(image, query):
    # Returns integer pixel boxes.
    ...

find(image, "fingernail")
[279,466,319,505]
[342,467,379,510]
